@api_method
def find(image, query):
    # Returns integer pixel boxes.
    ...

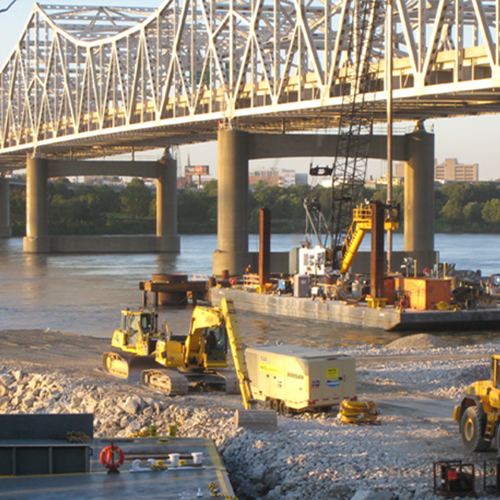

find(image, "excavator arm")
[220,298,255,410]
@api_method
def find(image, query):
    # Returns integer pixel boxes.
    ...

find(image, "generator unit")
[245,344,356,414]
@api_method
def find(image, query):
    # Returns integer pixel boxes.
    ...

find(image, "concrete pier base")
[214,129,249,276]
[404,125,435,253]
[23,235,179,253]
[22,156,180,254]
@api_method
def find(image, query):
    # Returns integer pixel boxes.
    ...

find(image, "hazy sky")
[1,0,499,180]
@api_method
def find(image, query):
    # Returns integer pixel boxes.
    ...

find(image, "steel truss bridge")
[1,0,500,169]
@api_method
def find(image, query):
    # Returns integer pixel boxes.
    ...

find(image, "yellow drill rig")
[453,354,500,452]
[103,298,254,405]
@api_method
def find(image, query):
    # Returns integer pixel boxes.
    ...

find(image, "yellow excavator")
[453,354,500,452]
[103,298,255,407]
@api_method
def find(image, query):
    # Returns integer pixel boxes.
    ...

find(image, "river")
[0,234,498,347]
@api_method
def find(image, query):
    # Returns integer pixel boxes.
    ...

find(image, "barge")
[211,287,500,331]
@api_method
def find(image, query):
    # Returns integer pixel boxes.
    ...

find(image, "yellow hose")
[339,399,379,425]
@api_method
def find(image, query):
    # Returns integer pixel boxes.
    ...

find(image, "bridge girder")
[1,0,500,168]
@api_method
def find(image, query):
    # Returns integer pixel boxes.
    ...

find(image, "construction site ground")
[0,328,498,499]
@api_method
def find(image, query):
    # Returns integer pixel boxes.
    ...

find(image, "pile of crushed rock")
[386,333,454,350]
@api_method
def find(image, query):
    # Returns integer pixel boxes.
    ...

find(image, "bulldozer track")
[141,369,189,396]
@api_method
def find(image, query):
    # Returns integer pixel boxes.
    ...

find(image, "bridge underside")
[0,85,498,171]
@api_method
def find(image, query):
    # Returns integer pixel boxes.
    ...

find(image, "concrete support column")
[0,178,11,238]
[23,157,50,253]
[404,126,435,254]
[156,155,180,252]
[213,129,249,276]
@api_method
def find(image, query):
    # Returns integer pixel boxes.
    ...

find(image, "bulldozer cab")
[118,310,158,352]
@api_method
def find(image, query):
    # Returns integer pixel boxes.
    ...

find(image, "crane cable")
[338,398,380,425]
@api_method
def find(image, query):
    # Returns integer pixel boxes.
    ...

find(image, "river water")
[0,234,498,347]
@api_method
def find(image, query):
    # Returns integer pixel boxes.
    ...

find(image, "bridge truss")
[1,0,500,167]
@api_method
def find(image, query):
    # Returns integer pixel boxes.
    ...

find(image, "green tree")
[463,202,484,224]
[120,178,153,218]
[441,199,463,224]
[482,199,500,225]
[9,186,26,236]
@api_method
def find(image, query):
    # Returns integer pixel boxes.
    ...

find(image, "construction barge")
[210,287,500,332]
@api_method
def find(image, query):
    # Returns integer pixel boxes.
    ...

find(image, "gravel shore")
[1,330,498,500]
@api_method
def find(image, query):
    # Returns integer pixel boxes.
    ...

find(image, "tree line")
[8,177,500,236]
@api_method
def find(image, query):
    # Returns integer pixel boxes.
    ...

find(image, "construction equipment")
[102,309,163,378]
[103,299,252,400]
[245,344,356,415]
[339,203,400,273]
[453,354,500,452]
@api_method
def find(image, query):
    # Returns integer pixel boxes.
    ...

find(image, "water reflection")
[1,235,499,347]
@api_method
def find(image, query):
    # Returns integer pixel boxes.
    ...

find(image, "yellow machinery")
[453,354,500,452]
[102,309,163,378]
[103,299,255,406]
[340,204,400,273]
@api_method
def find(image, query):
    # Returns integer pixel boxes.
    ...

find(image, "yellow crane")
[340,203,400,273]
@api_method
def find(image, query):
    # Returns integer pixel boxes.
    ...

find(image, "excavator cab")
[203,326,228,363]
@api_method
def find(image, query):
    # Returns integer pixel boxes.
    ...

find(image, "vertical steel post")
[370,201,385,299]
[259,207,271,286]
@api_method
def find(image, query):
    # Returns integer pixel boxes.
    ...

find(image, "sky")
[1,0,499,181]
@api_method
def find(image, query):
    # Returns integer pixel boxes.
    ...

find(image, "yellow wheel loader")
[103,299,254,403]
[453,354,500,452]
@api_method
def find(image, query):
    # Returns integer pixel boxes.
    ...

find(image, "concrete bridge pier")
[0,177,11,237]
[404,125,436,268]
[23,157,50,253]
[213,129,250,277]
[157,154,180,252]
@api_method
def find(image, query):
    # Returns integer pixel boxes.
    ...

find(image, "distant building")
[249,167,296,187]
[435,158,479,182]
[394,162,405,178]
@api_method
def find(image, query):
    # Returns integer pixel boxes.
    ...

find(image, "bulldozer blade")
[102,352,157,381]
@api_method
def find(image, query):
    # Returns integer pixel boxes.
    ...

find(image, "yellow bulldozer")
[103,298,254,407]
[453,354,500,452]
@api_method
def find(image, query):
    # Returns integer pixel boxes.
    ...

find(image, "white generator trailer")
[245,344,356,414]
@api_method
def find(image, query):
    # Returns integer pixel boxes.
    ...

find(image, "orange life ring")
[229,277,238,285]
[100,445,125,470]
[423,268,431,276]
[399,299,409,309]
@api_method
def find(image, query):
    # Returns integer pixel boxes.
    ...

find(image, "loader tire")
[461,406,490,452]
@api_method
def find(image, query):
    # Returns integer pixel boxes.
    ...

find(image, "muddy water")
[0,234,498,348]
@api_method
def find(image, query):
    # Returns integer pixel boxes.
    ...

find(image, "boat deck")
[0,437,234,500]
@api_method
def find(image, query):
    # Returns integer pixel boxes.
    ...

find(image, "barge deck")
[0,436,234,500]
[211,288,500,331]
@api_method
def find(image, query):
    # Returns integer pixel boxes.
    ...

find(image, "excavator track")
[141,369,189,396]
[215,370,240,395]
[102,351,157,380]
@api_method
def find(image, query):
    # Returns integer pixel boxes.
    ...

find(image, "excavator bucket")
[221,298,278,431]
